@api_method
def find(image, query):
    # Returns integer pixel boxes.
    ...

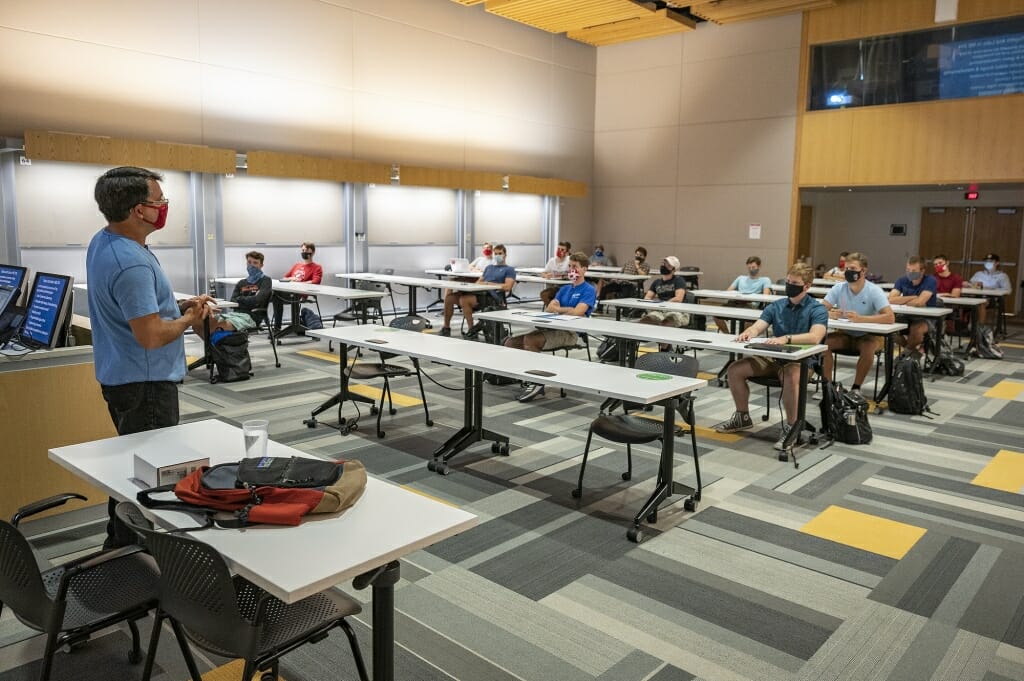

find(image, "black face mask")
[844,269,861,283]
[635,255,644,263]
[301,251,312,260]
[659,265,672,275]
[785,282,804,298]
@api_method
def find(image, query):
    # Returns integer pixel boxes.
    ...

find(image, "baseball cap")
[664,256,680,270]
[983,253,999,261]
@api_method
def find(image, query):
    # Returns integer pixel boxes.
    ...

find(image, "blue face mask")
[494,254,505,265]
[984,261,995,272]
[246,264,263,283]
[594,249,603,257]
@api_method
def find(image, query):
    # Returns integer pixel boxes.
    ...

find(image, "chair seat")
[34,553,159,631]
[749,375,782,388]
[184,576,362,658]
[349,362,411,379]
[591,414,664,444]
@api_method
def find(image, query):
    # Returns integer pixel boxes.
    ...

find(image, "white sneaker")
[517,383,545,403]
[774,422,803,451]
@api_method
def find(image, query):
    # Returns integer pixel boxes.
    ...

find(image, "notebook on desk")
[745,342,802,353]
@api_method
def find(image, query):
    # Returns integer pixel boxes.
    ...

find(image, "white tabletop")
[477,309,828,361]
[588,265,623,272]
[49,419,477,604]
[215,277,385,300]
[75,283,234,309]
[308,324,705,404]
[960,287,1011,297]
[937,295,986,307]
[337,272,501,293]
[690,289,780,305]
[889,304,952,318]
[424,268,486,279]
[515,267,649,281]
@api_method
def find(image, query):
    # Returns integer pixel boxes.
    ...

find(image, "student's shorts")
[640,310,688,327]
[218,311,257,332]
[895,314,937,334]
[829,330,884,351]
[540,328,579,350]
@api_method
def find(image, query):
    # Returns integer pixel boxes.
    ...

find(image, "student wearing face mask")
[591,244,610,266]
[715,263,827,451]
[189,252,273,337]
[540,241,572,306]
[470,243,495,272]
[272,242,323,333]
[968,253,1011,327]
[598,246,651,300]
[505,252,597,402]
[888,255,938,356]
[441,244,516,338]
[714,256,773,333]
[822,252,895,395]
[823,251,850,281]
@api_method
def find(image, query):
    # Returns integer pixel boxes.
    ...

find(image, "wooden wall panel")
[400,165,505,191]
[0,361,112,520]
[507,174,588,197]
[798,95,1024,186]
[25,130,235,174]
[246,150,392,185]
[808,0,1024,44]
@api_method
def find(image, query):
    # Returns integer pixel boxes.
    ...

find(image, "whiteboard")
[221,174,345,245]
[474,191,543,244]
[366,184,456,245]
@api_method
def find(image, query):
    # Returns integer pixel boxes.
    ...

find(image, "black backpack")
[819,378,872,445]
[596,337,620,364]
[931,354,965,376]
[972,325,1003,359]
[209,331,252,383]
[887,354,928,415]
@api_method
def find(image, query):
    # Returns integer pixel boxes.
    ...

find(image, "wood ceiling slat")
[568,9,695,46]
[485,0,656,33]
[690,0,837,24]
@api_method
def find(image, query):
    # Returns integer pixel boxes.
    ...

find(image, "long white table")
[337,272,501,320]
[477,309,826,462]
[308,323,705,540]
[49,418,476,681]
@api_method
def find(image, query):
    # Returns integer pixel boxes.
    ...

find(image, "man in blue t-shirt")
[822,251,895,394]
[715,263,828,451]
[86,166,213,546]
[714,255,773,333]
[441,243,516,337]
[889,255,938,356]
[505,252,597,402]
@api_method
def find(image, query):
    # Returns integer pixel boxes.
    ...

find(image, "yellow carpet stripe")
[298,349,340,363]
[185,355,201,365]
[984,379,1024,400]
[971,450,1024,494]
[634,413,744,443]
[400,485,458,507]
[1000,342,1024,349]
[198,659,289,680]
[295,349,422,406]
[800,505,926,559]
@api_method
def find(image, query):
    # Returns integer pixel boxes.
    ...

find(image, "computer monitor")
[20,273,74,350]
[0,264,28,299]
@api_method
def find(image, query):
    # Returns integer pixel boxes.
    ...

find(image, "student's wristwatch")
[786,335,792,344]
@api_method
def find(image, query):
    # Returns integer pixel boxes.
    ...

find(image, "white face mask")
[568,269,581,283]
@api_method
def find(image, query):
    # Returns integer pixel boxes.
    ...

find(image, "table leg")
[875,333,895,411]
[304,341,376,431]
[353,560,400,681]
[963,305,979,356]
[779,361,808,468]
[429,369,509,474]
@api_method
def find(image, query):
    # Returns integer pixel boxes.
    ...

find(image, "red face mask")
[483,248,492,257]
[934,263,946,273]
[838,259,846,269]
[143,203,169,230]
[556,249,566,258]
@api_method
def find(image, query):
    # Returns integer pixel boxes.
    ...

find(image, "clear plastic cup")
[242,419,270,459]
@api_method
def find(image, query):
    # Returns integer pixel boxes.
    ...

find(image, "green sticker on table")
[636,372,672,380]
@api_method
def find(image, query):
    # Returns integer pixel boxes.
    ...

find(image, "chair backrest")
[635,351,699,379]
[0,520,53,630]
[115,503,255,655]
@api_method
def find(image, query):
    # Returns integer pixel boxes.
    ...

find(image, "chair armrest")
[11,493,87,526]
[56,544,151,602]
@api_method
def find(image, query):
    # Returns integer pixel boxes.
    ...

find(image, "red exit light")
[964,191,979,200]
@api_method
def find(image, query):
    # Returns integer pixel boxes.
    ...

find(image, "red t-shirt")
[284,262,323,284]
[934,272,963,295]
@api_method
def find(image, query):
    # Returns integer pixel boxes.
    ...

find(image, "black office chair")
[329,280,387,353]
[0,494,159,681]
[463,288,509,340]
[114,502,369,681]
[346,316,434,438]
[246,306,281,369]
[573,352,701,508]
[749,371,820,463]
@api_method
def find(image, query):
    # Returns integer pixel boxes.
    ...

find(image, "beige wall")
[803,187,1024,282]
[0,0,595,242]
[593,13,801,288]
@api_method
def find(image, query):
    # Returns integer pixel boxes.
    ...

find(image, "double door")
[919,206,1020,314]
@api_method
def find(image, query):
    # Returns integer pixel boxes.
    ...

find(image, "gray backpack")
[973,326,1003,359]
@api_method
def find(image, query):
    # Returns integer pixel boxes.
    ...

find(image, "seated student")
[470,242,495,272]
[539,241,572,306]
[889,255,938,356]
[192,252,272,337]
[823,251,850,281]
[968,252,1011,326]
[822,252,895,396]
[506,252,596,402]
[440,243,516,338]
[639,255,687,326]
[598,245,651,300]
[590,244,610,266]
[713,255,773,333]
[714,263,828,450]
[932,254,963,297]
[272,241,323,332]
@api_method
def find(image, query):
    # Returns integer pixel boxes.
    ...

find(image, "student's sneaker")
[714,411,753,433]
[517,383,545,402]
[463,322,484,339]
[439,327,451,337]
[774,421,804,451]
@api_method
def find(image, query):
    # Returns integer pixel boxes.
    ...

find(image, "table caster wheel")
[370,406,379,415]
[499,444,509,456]
[377,430,385,439]
[491,442,500,453]
[436,463,451,475]
[647,511,658,523]
[128,649,143,664]
[627,526,643,543]
[621,472,631,481]
[778,451,790,462]
[426,419,434,427]
[389,408,397,415]
[303,418,317,428]
[571,489,581,499]
[683,497,697,512]
[427,460,437,472]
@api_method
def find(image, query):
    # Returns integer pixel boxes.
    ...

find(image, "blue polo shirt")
[824,281,890,336]
[554,281,597,316]
[759,295,828,338]
[481,263,516,302]
[892,274,938,306]
[86,228,185,386]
